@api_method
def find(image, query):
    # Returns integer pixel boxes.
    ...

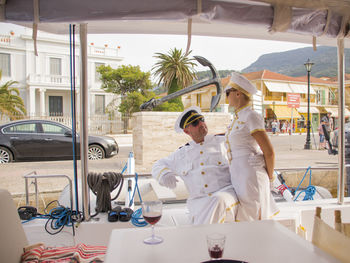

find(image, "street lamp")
[304,58,314,150]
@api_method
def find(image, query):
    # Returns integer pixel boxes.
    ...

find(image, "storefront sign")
[287,93,300,108]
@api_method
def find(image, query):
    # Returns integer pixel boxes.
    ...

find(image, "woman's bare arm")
[252,130,275,179]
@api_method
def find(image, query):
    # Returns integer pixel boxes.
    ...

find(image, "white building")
[0,28,123,120]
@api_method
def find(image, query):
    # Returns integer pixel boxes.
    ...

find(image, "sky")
[88,33,311,73]
[1,22,311,74]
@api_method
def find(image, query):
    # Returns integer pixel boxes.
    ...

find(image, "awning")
[324,107,350,117]
[271,105,301,119]
[289,84,316,95]
[264,81,293,93]
[297,107,319,114]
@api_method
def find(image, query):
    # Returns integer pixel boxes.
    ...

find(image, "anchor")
[140,56,222,112]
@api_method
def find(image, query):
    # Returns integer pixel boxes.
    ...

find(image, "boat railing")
[22,166,341,212]
[23,171,73,211]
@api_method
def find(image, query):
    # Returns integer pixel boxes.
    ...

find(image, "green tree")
[0,72,26,120]
[118,91,148,116]
[152,48,197,110]
[97,64,153,95]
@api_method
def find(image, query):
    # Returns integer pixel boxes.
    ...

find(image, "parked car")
[331,122,350,158]
[0,120,119,163]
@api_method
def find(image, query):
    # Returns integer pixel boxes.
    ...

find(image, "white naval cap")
[224,72,257,96]
[174,106,203,133]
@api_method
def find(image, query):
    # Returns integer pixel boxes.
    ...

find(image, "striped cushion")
[21,243,106,263]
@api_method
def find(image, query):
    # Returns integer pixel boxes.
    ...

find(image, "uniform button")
[200,162,204,166]
[208,193,212,196]
[218,161,222,165]
[200,151,203,154]
[201,171,205,175]
[236,126,239,129]
[183,171,185,175]
[204,184,208,188]
[200,142,203,145]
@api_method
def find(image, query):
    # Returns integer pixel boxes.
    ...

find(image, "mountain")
[241,46,350,78]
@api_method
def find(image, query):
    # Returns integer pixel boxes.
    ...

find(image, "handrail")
[23,172,73,211]
[276,167,338,172]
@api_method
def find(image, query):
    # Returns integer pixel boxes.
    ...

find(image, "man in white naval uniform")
[152,106,239,225]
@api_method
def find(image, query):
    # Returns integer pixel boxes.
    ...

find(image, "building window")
[50,58,62,75]
[0,53,11,77]
[49,96,63,116]
[316,90,321,104]
[95,62,105,81]
[328,89,336,104]
[95,95,105,114]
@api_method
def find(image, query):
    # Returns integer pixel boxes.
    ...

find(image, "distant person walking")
[318,120,326,150]
[271,119,278,134]
[322,112,333,133]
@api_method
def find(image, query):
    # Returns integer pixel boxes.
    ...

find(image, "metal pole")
[304,70,311,149]
[290,108,293,150]
[337,38,345,204]
[79,24,90,220]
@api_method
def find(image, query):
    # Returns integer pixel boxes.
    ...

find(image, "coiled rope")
[293,166,316,201]
[87,172,124,216]
[130,173,147,227]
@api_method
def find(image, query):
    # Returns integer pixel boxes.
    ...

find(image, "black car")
[0,120,119,163]
[331,122,350,158]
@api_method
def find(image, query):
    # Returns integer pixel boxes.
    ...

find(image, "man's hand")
[248,153,265,169]
[159,173,178,189]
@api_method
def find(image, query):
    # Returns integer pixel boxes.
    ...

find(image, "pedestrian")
[276,120,280,135]
[152,107,243,225]
[271,119,277,134]
[224,72,279,221]
[322,112,333,133]
[318,120,326,150]
[282,121,287,133]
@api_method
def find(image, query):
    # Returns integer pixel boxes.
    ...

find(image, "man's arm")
[152,151,179,189]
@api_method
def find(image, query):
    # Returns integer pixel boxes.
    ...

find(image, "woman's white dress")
[225,105,279,221]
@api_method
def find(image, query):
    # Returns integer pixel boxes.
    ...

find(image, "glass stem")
[151,225,155,239]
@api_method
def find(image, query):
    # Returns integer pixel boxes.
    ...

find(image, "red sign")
[287,93,300,108]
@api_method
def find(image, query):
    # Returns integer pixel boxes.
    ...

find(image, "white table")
[105,220,340,263]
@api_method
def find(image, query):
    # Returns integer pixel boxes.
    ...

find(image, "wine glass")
[207,233,226,260]
[142,200,163,245]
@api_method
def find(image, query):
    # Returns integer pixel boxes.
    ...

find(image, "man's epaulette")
[179,142,190,149]
[214,133,225,136]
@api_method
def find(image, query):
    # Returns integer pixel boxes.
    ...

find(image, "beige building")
[182,70,349,133]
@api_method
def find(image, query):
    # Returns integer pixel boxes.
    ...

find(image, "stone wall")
[132,111,231,171]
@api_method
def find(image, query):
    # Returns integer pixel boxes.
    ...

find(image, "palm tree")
[0,71,26,120]
[152,48,197,109]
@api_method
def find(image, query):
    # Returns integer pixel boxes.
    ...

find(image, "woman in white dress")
[224,72,279,221]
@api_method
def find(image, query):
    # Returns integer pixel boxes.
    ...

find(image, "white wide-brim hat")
[224,72,257,96]
[174,106,202,133]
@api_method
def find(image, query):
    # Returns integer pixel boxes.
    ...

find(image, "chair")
[0,188,106,263]
[0,189,29,263]
[335,209,350,238]
[312,207,350,263]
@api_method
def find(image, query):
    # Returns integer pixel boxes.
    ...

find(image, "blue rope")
[293,166,316,201]
[45,206,75,235]
[121,162,128,175]
[129,172,147,227]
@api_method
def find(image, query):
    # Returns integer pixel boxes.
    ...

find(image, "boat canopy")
[1,0,349,216]
[1,0,350,47]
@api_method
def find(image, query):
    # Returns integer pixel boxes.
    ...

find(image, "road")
[0,133,338,197]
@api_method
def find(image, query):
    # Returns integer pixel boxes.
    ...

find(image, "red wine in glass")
[209,246,223,259]
[142,201,163,245]
[207,234,225,260]
[143,214,161,225]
